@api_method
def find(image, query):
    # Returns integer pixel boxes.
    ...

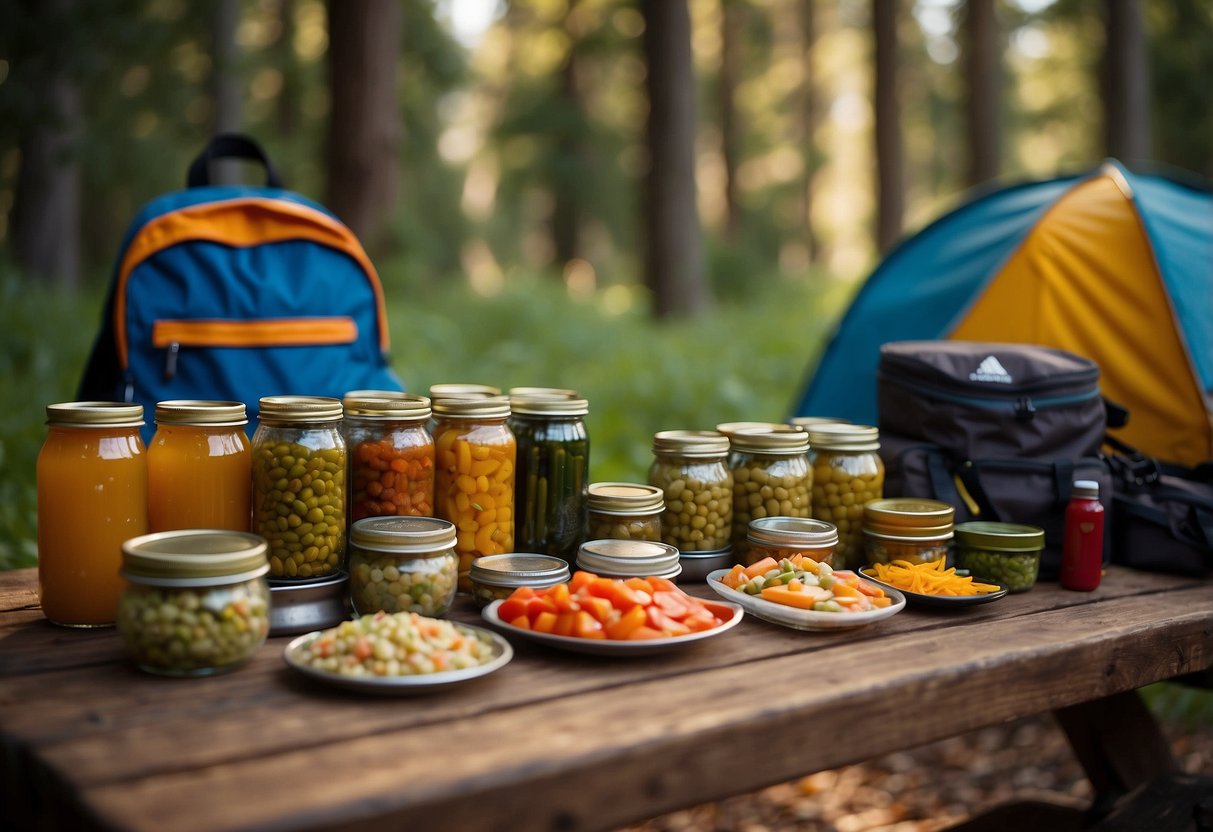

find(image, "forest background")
[0,0,1210,574]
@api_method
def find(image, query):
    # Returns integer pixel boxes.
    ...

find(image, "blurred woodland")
[2,0,1210,314]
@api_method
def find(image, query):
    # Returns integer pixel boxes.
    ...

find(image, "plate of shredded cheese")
[859,559,1007,608]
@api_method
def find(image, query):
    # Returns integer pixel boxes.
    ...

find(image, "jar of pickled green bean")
[806,423,884,571]
[251,396,347,581]
[510,394,590,559]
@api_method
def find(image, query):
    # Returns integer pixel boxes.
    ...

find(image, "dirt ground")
[620,700,1213,832]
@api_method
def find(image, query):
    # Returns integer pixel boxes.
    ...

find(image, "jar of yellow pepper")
[806,423,884,570]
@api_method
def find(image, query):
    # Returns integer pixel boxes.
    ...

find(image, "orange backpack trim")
[152,317,358,349]
[113,198,389,368]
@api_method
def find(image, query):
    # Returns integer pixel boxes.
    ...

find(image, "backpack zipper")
[883,374,1100,415]
[153,317,358,381]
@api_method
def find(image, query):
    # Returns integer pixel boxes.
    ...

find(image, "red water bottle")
[1061,479,1104,591]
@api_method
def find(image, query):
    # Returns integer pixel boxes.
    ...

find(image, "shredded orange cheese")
[869,558,1001,596]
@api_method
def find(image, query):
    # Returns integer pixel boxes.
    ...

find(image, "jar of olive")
[117,530,271,677]
[251,396,347,580]
[806,423,884,570]
[342,392,435,523]
[348,516,458,617]
[727,428,812,561]
[955,522,1045,593]
[745,517,838,568]
[863,498,954,566]
[648,431,733,553]
[587,482,664,542]
[510,394,590,559]
[432,396,516,592]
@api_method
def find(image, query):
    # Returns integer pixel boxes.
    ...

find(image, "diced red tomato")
[525,596,558,617]
[497,597,528,623]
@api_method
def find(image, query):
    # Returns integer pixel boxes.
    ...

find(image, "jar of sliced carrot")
[342,393,435,525]
[432,397,517,592]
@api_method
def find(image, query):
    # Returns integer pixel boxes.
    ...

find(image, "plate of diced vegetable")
[482,571,744,656]
[706,555,905,631]
[859,558,1007,608]
[283,610,513,694]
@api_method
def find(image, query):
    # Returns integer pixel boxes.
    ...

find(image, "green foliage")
[1142,680,1213,728]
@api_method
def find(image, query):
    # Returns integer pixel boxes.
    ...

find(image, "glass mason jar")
[428,383,501,401]
[37,402,148,627]
[251,396,347,581]
[745,516,839,568]
[806,423,885,571]
[510,394,590,558]
[863,498,954,566]
[117,530,270,677]
[727,428,813,560]
[432,396,516,592]
[648,430,734,553]
[147,400,251,533]
[468,553,571,608]
[343,392,435,523]
[576,539,682,581]
[955,521,1045,593]
[348,516,458,617]
[587,482,664,542]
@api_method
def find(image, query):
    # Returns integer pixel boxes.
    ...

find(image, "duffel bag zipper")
[882,374,1101,416]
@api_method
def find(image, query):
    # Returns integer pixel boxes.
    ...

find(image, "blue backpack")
[78,134,403,437]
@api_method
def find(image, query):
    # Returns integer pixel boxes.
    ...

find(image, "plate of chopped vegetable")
[482,572,744,656]
[859,559,1007,608]
[283,610,513,694]
[706,555,905,631]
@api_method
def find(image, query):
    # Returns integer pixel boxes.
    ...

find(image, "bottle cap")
[1073,480,1100,498]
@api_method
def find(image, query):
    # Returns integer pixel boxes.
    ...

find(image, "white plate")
[481,598,744,657]
[283,622,513,694]
[705,569,905,631]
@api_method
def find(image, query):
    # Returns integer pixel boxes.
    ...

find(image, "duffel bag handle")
[187,133,284,189]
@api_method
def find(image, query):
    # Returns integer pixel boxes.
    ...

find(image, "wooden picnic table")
[1,565,1210,832]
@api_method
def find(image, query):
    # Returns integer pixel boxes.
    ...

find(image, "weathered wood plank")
[54,588,1213,832]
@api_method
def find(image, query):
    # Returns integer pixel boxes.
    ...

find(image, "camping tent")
[793,160,1213,467]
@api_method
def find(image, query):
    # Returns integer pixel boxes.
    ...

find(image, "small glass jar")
[510,394,590,558]
[649,430,733,553]
[862,498,954,566]
[428,382,501,401]
[468,553,571,608]
[727,428,812,559]
[806,423,885,570]
[148,400,251,533]
[587,482,664,542]
[348,516,458,616]
[343,393,435,523]
[251,396,347,581]
[37,402,148,627]
[432,396,516,591]
[955,522,1045,593]
[117,530,270,677]
[745,517,838,568]
[576,539,682,581]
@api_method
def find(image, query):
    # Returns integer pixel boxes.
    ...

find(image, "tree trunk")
[325,0,402,249]
[963,0,999,187]
[1101,0,1150,162]
[641,0,709,318]
[274,0,299,140]
[797,0,820,263]
[552,0,583,267]
[9,0,81,288]
[719,0,742,240]
[211,0,244,185]
[872,0,903,254]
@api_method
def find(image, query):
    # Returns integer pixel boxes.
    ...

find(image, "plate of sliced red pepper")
[482,571,744,656]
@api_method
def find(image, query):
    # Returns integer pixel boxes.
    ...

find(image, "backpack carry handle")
[187,133,285,189]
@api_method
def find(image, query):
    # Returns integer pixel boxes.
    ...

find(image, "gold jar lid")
[746,517,839,549]
[715,421,793,437]
[508,386,578,399]
[155,400,247,427]
[804,423,880,452]
[509,395,589,417]
[727,428,810,455]
[863,498,955,540]
[342,392,431,420]
[431,395,511,420]
[576,539,682,579]
[587,482,665,514]
[788,416,851,429]
[428,383,501,400]
[955,521,1045,552]
[349,517,457,554]
[46,401,144,428]
[257,396,343,424]
[121,530,269,586]
[651,430,730,458]
[469,554,570,589]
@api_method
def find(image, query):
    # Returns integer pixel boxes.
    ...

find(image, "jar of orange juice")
[37,402,148,627]
[432,396,516,592]
[342,392,434,523]
[147,400,251,533]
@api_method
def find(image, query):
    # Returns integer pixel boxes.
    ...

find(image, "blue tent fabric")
[792,162,1213,426]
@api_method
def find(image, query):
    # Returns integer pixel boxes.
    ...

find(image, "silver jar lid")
[727,428,810,455]
[508,386,579,399]
[716,421,796,437]
[576,539,682,579]
[257,396,343,424]
[509,395,589,417]
[804,423,880,452]
[121,530,270,587]
[746,516,839,550]
[651,430,730,458]
[349,517,457,555]
[46,401,145,428]
[428,383,501,400]
[431,395,511,420]
[469,554,570,589]
[154,400,248,427]
[587,482,665,515]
